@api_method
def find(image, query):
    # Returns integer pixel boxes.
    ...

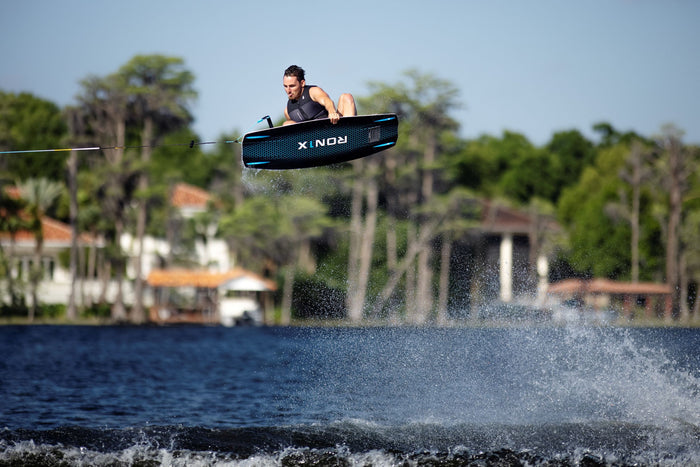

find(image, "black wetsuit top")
[286,85,328,122]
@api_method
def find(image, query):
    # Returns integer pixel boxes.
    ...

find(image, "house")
[547,278,672,320]
[121,182,232,278]
[1,183,274,323]
[3,180,569,323]
[446,200,559,318]
[0,204,105,307]
[479,200,557,305]
[147,267,277,325]
[119,183,275,324]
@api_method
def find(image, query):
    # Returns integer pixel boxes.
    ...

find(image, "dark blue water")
[1,325,698,465]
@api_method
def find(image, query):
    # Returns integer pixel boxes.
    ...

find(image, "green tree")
[63,105,95,320]
[76,72,132,321]
[604,140,654,283]
[465,129,596,205]
[362,70,461,323]
[558,145,631,278]
[218,192,332,324]
[17,177,63,321]
[450,131,554,201]
[75,166,116,307]
[546,129,596,196]
[0,91,67,181]
[117,54,197,323]
[653,125,696,319]
[219,196,280,272]
[430,188,481,323]
[0,181,28,311]
[149,128,209,188]
[276,195,333,323]
[593,121,647,148]
[449,134,501,196]
[344,156,380,323]
[497,132,560,203]
[681,208,700,322]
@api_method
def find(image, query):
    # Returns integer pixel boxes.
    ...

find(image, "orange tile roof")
[0,216,96,245]
[147,267,277,290]
[548,278,671,296]
[4,186,21,199]
[480,200,560,234]
[7,183,212,210]
[171,183,211,208]
[2,185,96,244]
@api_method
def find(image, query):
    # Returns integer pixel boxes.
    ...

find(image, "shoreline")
[2,316,699,328]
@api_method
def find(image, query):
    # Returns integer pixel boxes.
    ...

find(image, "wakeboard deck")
[241,113,398,170]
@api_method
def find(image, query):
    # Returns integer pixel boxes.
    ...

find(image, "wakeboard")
[241,113,398,169]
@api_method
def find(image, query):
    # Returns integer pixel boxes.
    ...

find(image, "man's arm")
[283,108,295,126]
[309,86,341,124]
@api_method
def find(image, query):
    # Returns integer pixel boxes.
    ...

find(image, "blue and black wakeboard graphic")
[241,113,398,170]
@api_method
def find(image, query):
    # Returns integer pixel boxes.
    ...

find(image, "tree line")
[1,55,699,324]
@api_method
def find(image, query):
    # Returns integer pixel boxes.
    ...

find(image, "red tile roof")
[170,183,211,208]
[548,278,671,296]
[4,186,21,199]
[2,186,96,245]
[0,216,96,245]
[480,200,559,234]
[147,267,277,290]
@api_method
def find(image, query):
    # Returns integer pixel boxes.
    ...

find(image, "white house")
[121,183,232,278]
[0,213,105,306]
[146,267,277,326]
[1,183,275,323]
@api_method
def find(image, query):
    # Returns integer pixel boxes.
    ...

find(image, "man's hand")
[329,111,340,124]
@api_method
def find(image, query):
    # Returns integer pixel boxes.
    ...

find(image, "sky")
[2,0,699,147]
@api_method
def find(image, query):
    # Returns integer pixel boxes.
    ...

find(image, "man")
[283,65,356,125]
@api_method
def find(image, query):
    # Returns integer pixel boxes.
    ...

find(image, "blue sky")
[2,0,698,146]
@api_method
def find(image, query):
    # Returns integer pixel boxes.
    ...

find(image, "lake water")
[0,324,698,466]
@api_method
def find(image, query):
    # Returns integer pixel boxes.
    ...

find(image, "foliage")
[557,142,667,280]
[2,59,700,322]
[118,54,196,126]
[546,129,596,198]
[0,302,64,319]
[292,272,346,320]
[81,303,112,319]
[150,128,210,186]
[0,91,67,180]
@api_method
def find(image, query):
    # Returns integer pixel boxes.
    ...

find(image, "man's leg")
[337,93,356,117]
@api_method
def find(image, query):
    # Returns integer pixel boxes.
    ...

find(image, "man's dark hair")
[284,65,305,82]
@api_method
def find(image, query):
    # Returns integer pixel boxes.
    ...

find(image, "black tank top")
[287,85,328,122]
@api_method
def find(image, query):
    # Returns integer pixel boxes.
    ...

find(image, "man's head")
[284,65,305,82]
[283,65,305,100]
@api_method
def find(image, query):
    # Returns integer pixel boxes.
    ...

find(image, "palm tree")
[63,105,91,320]
[17,177,63,321]
[0,182,28,311]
